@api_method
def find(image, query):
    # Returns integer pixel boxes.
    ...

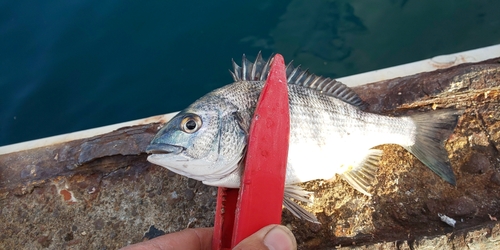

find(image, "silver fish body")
[146,53,460,223]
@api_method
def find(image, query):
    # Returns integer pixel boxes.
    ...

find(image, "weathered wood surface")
[1,57,500,249]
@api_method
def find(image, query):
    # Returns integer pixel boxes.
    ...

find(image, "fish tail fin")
[406,109,462,185]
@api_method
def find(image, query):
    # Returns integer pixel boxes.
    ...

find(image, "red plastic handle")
[212,54,289,249]
[212,187,238,249]
[232,54,289,245]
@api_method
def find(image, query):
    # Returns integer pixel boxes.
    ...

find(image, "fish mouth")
[146,143,185,155]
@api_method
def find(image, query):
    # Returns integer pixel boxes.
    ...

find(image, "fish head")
[146,97,248,185]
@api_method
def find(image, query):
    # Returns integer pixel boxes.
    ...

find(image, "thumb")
[232,225,297,250]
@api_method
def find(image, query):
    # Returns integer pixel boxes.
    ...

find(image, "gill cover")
[147,100,247,185]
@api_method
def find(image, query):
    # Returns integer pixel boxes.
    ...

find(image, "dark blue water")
[1,0,499,146]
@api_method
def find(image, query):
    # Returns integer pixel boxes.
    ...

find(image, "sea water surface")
[1,0,500,146]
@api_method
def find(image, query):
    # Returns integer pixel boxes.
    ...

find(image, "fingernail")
[263,225,296,250]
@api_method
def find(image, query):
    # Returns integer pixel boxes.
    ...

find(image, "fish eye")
[180,114,202,133]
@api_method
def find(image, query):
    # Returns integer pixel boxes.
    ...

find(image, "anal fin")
[339,149,382,196]
[283,184,320,224]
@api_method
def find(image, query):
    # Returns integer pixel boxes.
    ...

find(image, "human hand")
[121,224,296,250]
[232,224,297,250]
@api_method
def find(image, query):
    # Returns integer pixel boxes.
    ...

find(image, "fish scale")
[146,53,461,223]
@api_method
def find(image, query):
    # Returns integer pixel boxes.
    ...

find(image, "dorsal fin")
[230,52,366,108]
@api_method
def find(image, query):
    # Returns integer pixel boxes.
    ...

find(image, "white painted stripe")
[1,44,500,155]
[0,113,178,155]
[338,44,500,87]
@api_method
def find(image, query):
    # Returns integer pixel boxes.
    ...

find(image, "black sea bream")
[146,53,461,223]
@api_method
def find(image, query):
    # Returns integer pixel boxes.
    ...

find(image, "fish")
[146,53,461,223]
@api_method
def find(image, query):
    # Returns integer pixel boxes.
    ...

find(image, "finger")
[120,227,213,250]
[233,225,297,250]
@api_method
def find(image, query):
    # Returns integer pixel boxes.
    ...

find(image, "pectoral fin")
[339,149,382,196]
[283,184,320,224]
